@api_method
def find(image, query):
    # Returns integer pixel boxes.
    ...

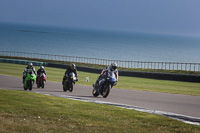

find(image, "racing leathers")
[36,69,46,83]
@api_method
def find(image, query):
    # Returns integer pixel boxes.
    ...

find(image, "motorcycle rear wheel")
[63,80,68,92]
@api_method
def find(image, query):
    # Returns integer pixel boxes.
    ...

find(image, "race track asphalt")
[1,74,200,124]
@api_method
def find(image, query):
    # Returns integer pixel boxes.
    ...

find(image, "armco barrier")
[47,63,200,83]
[0,58,46,66]
[119,70,200,83]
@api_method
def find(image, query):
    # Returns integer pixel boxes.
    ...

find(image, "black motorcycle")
[63,72,77,92]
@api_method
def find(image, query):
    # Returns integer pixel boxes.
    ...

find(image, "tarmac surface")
[1,74,200,125]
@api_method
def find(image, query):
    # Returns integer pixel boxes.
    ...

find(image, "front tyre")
[29,80,33,91]
[41,80,45,88]
[37,83,40,88]
[102,84,111,98]
[69,82,74,92]
[63,85,67,92]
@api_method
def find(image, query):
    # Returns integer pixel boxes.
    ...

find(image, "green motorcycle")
[24,71,36,91]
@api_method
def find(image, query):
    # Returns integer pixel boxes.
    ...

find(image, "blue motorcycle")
[92,71,117,98]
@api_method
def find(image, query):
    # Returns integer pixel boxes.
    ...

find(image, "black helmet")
[71,63,76,69]
[28,62,33,68]
[40,66,44,70]
[110,62,117,71]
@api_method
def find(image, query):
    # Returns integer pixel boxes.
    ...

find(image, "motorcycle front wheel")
[102,84,111,98]
[29,80,33,91]
[63,85,67,92]
[69,82,74,92]
[41,80,45,88]
[37,82,40,88]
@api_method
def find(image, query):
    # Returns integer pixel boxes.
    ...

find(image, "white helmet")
[40,66,44,70]
[28,62,33,68]
[71,63,76,69]
[110,62,117,71]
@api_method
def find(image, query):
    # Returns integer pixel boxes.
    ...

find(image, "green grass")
[1,62,200,96]
[1,89,200,133]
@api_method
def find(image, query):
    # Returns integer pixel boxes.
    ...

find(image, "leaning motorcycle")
[92,71,117,98]
[63,72,77,92]
[24,71,36,91]
[37,73,47,88]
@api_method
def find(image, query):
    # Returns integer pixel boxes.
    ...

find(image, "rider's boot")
[93,80,99,87]
[36,77,38,84]
[22,77,25,84]
[62,76,66,85]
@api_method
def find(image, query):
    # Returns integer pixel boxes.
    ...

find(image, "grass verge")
[1,89,200,133]
[1,62,200,96]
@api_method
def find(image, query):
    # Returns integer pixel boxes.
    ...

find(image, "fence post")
[199,64,200,72]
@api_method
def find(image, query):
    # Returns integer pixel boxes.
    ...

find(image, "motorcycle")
[24,71,36,91]
[37,73,47,88]
[63,72,77,92]
[92,71,117,98]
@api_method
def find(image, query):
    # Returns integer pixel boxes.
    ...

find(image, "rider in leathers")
[93,62,118,93]
[36,66,47,83]
[22,62,36,84]
[62,63,78,85]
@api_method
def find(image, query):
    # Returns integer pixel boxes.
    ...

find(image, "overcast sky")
[0,0,200,36]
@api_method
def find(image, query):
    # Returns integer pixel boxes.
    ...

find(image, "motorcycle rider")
[62,63,78,85]
[93,62,118,87]
[36,66,47,84]
[22,62,36,84]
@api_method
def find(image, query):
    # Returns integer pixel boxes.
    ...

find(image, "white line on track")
[35,91,200,126]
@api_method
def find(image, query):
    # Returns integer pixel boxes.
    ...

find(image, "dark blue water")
[0,22,200,63]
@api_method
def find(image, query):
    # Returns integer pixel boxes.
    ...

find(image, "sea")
[0,22,200,63]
